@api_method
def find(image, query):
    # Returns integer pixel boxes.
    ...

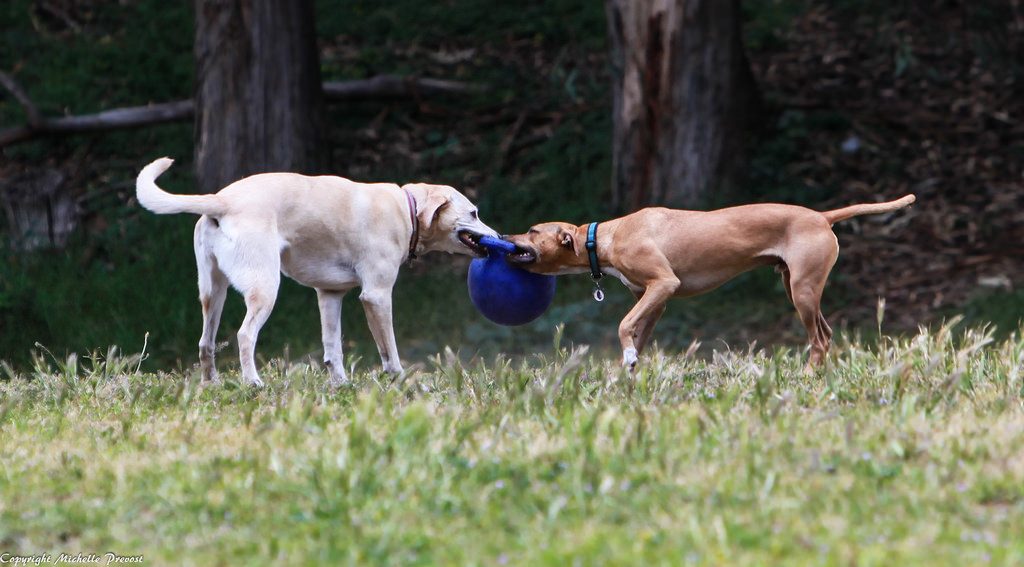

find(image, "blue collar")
[585,222,602,281]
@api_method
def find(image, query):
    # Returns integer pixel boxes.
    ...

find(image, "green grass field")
[1,321,1022,566]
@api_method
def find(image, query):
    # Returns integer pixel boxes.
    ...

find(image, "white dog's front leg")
[317,288,350,386]
[360,286,404,374]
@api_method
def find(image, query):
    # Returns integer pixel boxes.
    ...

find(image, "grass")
[1,321,1022,565]
[2,3,1022,558]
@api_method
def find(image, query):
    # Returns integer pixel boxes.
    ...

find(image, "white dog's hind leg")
[316,288,350,386]
[237,285,278,388]
[197,268,228,383]
[195,218,228,383]
[360,286,403,374]
[224,237,281,388]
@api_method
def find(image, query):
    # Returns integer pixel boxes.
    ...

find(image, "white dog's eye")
[471,210,478,220]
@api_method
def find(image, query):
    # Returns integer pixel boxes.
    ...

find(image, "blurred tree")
[193,0,325,193]
[606,0,757,210]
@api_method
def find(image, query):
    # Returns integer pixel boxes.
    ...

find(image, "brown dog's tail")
[822,194,916,225]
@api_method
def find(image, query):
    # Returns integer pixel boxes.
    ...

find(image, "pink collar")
[403,188,419,262]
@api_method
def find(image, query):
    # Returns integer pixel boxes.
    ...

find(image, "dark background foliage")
[1,0,1021,369]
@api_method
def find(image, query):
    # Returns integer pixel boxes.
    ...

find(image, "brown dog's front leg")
[630,287,666,355]
[618,279,677,370]
[635,304,667,354]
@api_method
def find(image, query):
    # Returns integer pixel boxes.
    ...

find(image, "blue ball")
[468,236,556,326]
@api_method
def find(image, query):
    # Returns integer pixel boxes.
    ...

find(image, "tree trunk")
[1,168,76,251]
[606,0,757,211]
[193,0,325,193]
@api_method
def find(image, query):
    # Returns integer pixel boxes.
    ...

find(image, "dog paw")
[622,347,638,369]
[325,362,349,385]
[246,376,265,388]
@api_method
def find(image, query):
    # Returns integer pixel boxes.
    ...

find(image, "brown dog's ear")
[558,227,584,257]
[416,190,451,232]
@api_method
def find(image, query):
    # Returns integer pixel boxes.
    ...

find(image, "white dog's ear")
[417,190,451,232]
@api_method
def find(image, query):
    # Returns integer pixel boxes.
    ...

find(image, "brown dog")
[506,195,916,370]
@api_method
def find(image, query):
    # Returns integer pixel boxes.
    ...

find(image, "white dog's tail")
[135,157,227,216]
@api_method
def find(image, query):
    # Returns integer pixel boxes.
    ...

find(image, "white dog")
[136,158,498,387]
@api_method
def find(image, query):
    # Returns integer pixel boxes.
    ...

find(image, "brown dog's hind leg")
[791,283,828,369]
[776,262,794,304]
[781,261,834,364]
[818,312,833,343]
[784,238,838,370]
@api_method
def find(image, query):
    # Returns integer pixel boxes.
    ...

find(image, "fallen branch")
[0,75,484,147]
[323,75,485,100]
[0,100,193,146]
